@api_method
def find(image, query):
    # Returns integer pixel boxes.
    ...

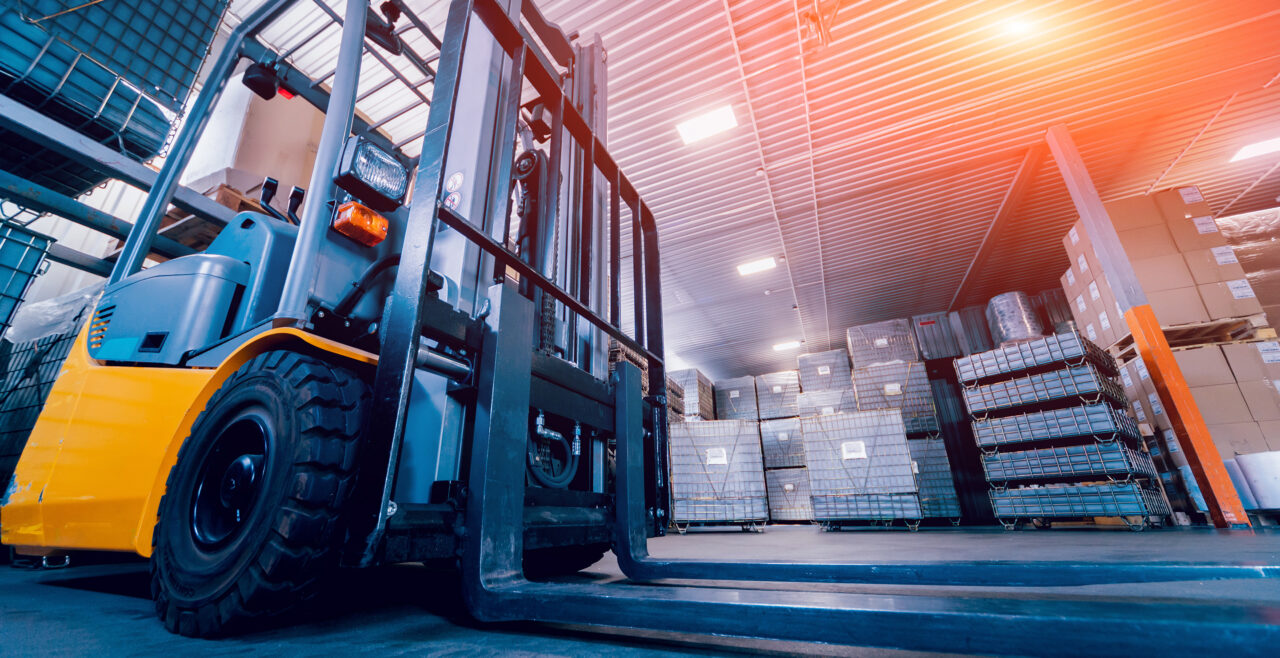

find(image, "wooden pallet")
[1106,314,1274,365]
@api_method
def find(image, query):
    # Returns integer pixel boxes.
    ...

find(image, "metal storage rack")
[802,410,925,530]
[0,221,52,335]
[668,420,769,532]
[958,332,1166,530]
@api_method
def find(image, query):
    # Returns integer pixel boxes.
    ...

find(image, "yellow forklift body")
[1,325,376,557]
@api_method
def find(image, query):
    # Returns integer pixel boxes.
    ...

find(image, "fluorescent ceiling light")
[773,340,802,352]
[737,257,776,276]
[1231,137,1280,162]
[1002,18,1034,36]
[676,105,737,145]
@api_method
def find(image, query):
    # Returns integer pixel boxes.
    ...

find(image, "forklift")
[2,0,1279,652]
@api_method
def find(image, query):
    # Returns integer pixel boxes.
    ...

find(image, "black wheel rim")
[190,408,271,550]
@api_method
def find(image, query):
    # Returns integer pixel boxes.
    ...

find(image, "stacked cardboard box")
[1060,188,1263,348]
[670,368,715,420]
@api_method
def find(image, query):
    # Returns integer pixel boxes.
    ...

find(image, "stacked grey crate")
[907,435,963,520]
[797,349,852,392]
[714,375,758,421]
[949,305,995,357]
[957,331,1168,528]
[668,420,768,528]
[670,368,715,420]
[756,371,809,521]
[765,468,813,521]
[755,370,800,420]
[760,418,804,469]
[802,410,923,527]
[853,361,939,435]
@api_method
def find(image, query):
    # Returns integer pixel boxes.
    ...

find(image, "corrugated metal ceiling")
[226,0,1280,379]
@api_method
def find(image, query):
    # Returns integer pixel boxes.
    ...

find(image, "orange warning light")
[333,201,389,247]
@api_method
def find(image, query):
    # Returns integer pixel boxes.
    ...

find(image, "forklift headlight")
[334,138,409,211]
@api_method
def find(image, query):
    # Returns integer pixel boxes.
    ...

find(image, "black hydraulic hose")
[527,432,579,489]
[334,254,400,317]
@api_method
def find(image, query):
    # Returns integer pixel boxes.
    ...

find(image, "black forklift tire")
[150,350,368,637]
[522,543,611,579]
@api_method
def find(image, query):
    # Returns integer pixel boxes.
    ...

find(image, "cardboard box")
[1198,281,1263,320]
[1106,195,1167,231]
[1133,253,1196,293]
[1166,213,1229,253]
[1173,346,1235,387]
[1183,246,1247,285]
[1190,383,1252,426]
[1208,421,1270,457]
[1256,421,1280,451]
[1154,187,1214,224]
[1239,379,1280,422]
[1222,342,1280,382]
[1116,224,1180,260]
[1160,428,1189,468]
[1148,287,1211,326]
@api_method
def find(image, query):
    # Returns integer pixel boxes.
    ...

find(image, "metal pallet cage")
[765,467,814,522]
[845,318,919,369]
[972,403,1141,449]
[0,221,52,335]
[813,493,923,523]
[760,417,805,469]
[714,375,759,421]
[853,360,939,435]
[755,370,800,420]
[989,482,1170,520]
[803,411,922,522]
[668,420,768,524]
[797,349,852,392]
[982,442,1159,484]
[961,364,1127,416]
[955,331,1116,385]
[796,387,858,416]
[907,436,962,519]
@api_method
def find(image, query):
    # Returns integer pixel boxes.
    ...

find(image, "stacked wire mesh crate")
[958,331,1169,530]
[755,370,812,521]
[668,419,768,532]
[848,320,963,523]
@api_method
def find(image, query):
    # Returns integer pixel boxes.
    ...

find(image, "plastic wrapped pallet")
[668,420,768,525]
[985,291,1044,345]
[760,417,805,469]
[796,349,851,392]
[852,361,939,435]
[714,375,759,421]
[670,368,715,420]
[803,410,922,521]
[765,467,814,522]
[796,388,858,416]
[845,318,919,369]
[912,312,961,360]
[755,370,800,420]
[907,436,962,519]
[948,305,995,356]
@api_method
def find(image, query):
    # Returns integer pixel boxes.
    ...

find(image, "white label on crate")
[1069,226,1080,245]
[1148,392,1165,416]
[1121,367,1134,388]
[1212,246,1239,265]
[1077,253,1090,273]
[1086,323,1098,341]
[821,406,836,415]
[1257,342,1280,364]
[1076,295,1088,313]
[1164,429,1180,452]
[884,383,903,396]
[912,460,920,474]
[783,483,795,492]
[1192,216,1219,234]
[1132,401,1147,422]
[772,385,783,394]
[817,365,831,376]
[729,390,740,399]
[1089,281,1101,301]
[841,441,867,460]
[1099,310,1111,330]
[874,337,889,348]
[705,448,727,465]
[1227,279,1256,299]
[1065,268,1076,286]
[1136,357,1150,380]
[1179,186,1204,204]
[778,432,789,441]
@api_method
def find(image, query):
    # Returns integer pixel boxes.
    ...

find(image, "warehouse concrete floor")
[2,525,1278,656]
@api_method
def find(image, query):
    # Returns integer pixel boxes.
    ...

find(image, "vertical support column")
[1045,123,1249,529]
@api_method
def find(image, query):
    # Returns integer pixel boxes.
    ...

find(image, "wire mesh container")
[907,436,962,519]
[912,312,961,360]
[852,361,939,435]
[671,368,715,420]
[955,331,1117,385]
[961,364,1126,416]
[765,467,814,522]
[983,442,1158,483]
[714,375,759,421]
[989,482,1170,519]
[797,388,858,417]
[760,417,805,469]
[755,370,800,420]
[0,221,52,336]
[668,420,768,524]
[797,349,852,392]
[803,410,922,521]
[972,403,1140,449]
[845,318,919,369]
